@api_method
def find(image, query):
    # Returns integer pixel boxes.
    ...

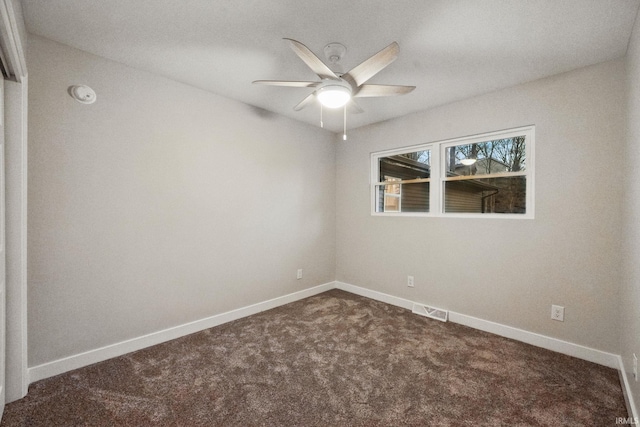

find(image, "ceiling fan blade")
[253,80,320,88]
[343,42,400,88]
[293,93,316,111]
[284,38,338,80]
[354,84,416,97]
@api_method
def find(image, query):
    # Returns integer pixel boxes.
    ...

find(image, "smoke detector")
[68,85,97,104]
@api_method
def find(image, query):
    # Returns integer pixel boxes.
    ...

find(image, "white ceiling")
[22,0,640,132]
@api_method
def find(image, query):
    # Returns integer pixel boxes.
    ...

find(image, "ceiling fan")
[253,38,416,117]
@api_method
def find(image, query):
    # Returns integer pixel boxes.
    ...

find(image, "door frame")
[1,0,28,403]
[4,77,27,403]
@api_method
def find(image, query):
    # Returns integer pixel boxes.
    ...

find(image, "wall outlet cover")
[407,275,414,287]
[551,305,564,322]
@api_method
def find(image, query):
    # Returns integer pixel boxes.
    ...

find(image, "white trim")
[28,282,334,384]
[618,355,639,420]
[0,0,28,403]
[335,281,414,310]
[3,76,27,402]
[449,311,618,368]
[18,76,26,398]
[28,281,625,394]
[335,281,618,368]
[0,0,27,82]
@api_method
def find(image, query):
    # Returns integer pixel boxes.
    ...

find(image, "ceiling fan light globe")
[460,158,477,166]
[317,85,351,108]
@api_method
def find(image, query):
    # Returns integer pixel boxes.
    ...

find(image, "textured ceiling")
[22,0,640,132]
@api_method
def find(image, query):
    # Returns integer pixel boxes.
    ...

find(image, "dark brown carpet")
[1,289,627,426]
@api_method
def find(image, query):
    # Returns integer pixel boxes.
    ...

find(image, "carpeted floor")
[1,289,628,426]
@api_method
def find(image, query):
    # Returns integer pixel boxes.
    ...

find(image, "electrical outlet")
[296,269,303,280]
[551,305,564,322]
[634,353,638,382]
[407,275,414,287]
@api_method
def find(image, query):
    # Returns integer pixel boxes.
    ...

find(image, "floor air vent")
[412,303,448,322]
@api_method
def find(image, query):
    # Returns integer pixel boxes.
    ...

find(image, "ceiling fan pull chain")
[343,105,347,140]
[320,104,324,128]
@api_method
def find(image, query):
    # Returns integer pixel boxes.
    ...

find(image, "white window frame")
[370,125,535,219]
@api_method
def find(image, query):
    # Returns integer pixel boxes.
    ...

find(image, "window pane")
[444,176,526,214]
[384,194,401,212]
[445,136,526,176]
[382,176,401,212]
[384,176,401,194]
[378,150,430,182]
[401,182,430,212]
[375,182,430,213]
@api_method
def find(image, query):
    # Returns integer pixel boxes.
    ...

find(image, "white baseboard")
[449,311,619,368]
[28,282,335,384]
[334,281,415,310]
[28,278,631,417]
[618,356,639,420]
[335,281,619,369]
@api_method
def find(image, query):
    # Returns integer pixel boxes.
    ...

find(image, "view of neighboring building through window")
[371,126,534,218]
[383,176,401,212]
[444,136,527,214]
[375,150,431,213]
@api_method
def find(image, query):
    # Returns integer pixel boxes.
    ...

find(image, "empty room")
[0,0,639,425]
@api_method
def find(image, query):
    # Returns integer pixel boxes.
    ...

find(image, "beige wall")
[27,35,336,367]
[622,12,640,413]
[336,59,625,354]
[26,28,633,400]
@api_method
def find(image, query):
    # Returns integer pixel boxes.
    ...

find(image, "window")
[371,126,534,218]
[374,150,431,213]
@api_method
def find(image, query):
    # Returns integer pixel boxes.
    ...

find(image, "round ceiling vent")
[68,85,97,104]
